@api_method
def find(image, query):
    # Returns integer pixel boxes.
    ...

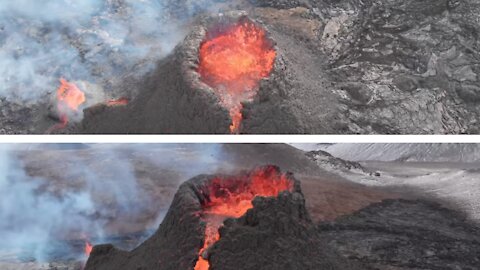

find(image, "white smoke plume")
[0,145,100,262]
[0,144,153,263]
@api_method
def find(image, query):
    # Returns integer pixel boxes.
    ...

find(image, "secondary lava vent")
[85,166,361,270]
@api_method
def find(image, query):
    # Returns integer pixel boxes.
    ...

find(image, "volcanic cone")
[78,11,310,134]
[84,165,362,270]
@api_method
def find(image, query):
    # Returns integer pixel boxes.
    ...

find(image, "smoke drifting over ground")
[0,144,231,265]
[0,145,99,262]
[0,0,191,104]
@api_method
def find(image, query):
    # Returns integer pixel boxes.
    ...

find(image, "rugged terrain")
[85,167,364,270]
[315,143,480,162]
[2,0,480,133]
[306,143,480,221]
[319,199,480,270]
[2,144,480,269]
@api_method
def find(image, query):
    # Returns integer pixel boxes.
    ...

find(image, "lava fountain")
[194,166,293,270]
[198,18,276,133]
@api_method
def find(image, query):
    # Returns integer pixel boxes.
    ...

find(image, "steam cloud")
[0,0,213,106]
[0,144,152,263]
[0,145,97,262]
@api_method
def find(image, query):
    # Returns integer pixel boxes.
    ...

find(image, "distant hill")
[316,144,480,163]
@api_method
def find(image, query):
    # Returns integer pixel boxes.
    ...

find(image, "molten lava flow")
[198,19,276,133]
[204,168,293,218]
[48,79,86,133]
[194,167,293,270]
[106,97,129,106]
[194,221,220,270]
[85,241,93,256]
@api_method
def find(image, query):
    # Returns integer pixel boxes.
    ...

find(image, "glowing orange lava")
[106,97,129,106]
[198,19,276,134]
[194,221,220,270]
[194,167,292,270]
[47,79,86,133]
[85,241,93,256]
[57,78,86,112]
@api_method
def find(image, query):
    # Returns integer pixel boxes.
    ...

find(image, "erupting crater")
[85,166,355,270]
[198,17,277,133]
[77,13,287,134]
[194,166,293,269]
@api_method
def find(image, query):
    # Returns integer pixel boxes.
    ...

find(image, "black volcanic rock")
[208,192,364,270]
[85,166,362,270]
[319,199,480,270]
[312,0,480,134]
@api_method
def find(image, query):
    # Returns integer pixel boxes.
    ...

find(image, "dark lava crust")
[319,199,480,270]
[84,166,362,270]
[208,191,363,270]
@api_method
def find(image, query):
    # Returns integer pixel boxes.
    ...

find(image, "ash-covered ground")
[2,0,480,134]
[2,143,480,269]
